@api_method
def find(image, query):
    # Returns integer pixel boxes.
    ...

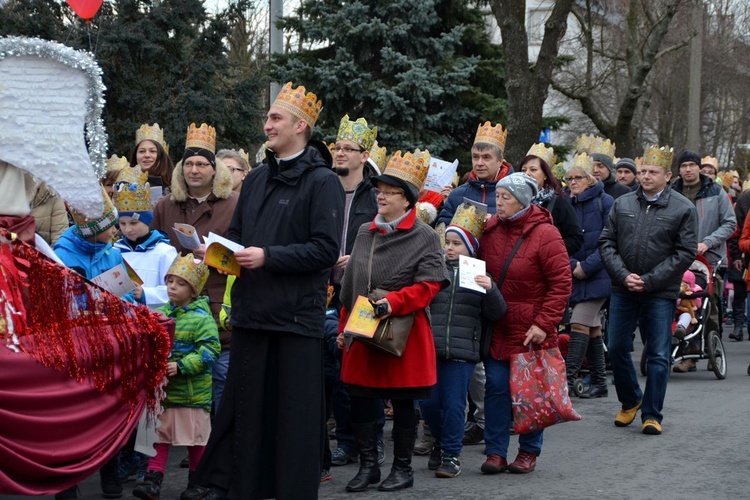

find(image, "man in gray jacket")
[599,145,697,436]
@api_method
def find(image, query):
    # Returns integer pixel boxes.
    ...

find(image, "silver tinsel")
[0,37,109,178]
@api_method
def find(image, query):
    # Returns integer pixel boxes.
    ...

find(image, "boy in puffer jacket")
[420,203,506,479]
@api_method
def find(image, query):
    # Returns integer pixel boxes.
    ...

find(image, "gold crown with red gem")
[526,143,557,166]
[474,121,508,153]
[384,150,431,190]
[272,82,323,128]
[185,123,216,154]
[642,144,674,169]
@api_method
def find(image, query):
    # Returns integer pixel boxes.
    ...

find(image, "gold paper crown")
[135,123,169,153]
[106,155,130,172]
[114,166,151,214]
[185,123,217,153]
[642,144,674,169]
[238,148,250,165]
[449,202,486,241]
[337,115,378,151]
[571,153,595,176]
[166,253,210,296]
[701,156,719,169]
[70,187,118,238]
[575,134,615,159]
[719,171,733,187]
[383,150,431,190]
[634,157,643,166]
[574,134,595,154]
[552,162,567,181]
[369,141,388,172]
[526,143,557,166]
[474,121,508,153]
[272,82,323,128]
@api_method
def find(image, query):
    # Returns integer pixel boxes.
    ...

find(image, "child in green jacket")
[134,254,220,500]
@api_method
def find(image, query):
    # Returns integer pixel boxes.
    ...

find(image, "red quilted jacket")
[477,204,572,360]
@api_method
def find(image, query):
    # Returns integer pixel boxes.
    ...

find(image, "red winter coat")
[477,204,571,361]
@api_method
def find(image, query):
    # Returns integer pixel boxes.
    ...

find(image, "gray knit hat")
[615,157,637,175]
[495,173,539,208]
[591,153,614,172]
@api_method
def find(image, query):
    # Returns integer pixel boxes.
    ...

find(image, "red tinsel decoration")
[0,230,172,418]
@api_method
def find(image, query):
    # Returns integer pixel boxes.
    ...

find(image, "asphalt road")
[5,338,750,500]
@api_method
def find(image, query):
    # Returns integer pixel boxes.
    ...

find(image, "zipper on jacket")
[445,267,458,359]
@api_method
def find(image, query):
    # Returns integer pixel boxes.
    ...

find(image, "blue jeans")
[420,359,476,457]
[212,349,230,412]
[484,358,543,459]
[607,291,675,423]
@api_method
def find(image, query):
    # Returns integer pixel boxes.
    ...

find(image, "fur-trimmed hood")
[169,157,234,202]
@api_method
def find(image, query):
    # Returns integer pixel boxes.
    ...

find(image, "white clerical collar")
[276,149,305,162]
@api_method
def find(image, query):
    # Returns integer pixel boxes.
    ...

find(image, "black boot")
[100,455,123,499]
[729,322,744,341]
[579,336,608,398]
[133,470,164,500]
[565,332,589,396]
[378,426,415,491]
[345,422,381,492]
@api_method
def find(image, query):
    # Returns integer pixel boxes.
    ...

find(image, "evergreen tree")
[274,0,504,165]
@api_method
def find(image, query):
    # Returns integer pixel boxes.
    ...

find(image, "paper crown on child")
[446,202,486,256]
[383,150,431,191]
[135,123,169,154]
[166,254,210,296]
[114,166,152,218]
[526,143,557,166]
[368,141,388,174]
[337,114,378,151]
[70,186,118,238]
[473,121,508,153]
[642,144,674,169]
[570,152,595,176]
[272,82,323,128]
[185,123,217,154]
[106,155,130,172]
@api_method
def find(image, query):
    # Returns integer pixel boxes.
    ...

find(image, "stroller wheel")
[707,330,727,380]
[573,378,585,397]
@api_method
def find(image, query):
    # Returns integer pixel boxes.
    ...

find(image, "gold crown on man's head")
[701,156,719,169]
[185,123,216,154]
[642,144,674,169]
[384,150,431,190]
[369,141,388,172]
[574,134,595,154]
[450,202,486,241]
[575,134,615,159]
[114,166,151,213]
[337,115,378,151]
[526,143,557,166]
[166,254,210,296]
[571,152,595,176]
[135,123,169,153]
[106,155,130,172]
[70,187,118,238]
[474,121,508,153]
[272,82,323,128]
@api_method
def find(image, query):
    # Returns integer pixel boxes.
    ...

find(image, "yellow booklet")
[203,232,243,276]
[344,295,382,338]
[122,259,144,286]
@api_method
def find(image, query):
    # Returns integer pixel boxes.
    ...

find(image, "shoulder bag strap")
[367,234,378,292]
[497,236,524,288]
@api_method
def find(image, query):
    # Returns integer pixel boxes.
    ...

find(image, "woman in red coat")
[337,151,449,493]
[477,173,571,475]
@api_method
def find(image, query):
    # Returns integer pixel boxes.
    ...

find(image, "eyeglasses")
[374,188,404,198]
[333,146,363,154]
[565,175,586,183]
[228,167,247,174]
[184,161,213,169]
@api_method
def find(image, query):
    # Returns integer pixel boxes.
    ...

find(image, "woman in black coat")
[519,144,583,256]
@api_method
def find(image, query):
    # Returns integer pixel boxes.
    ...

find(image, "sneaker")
[462,423,484,445]
[413,432,435,455]
[614,402,641,427]
[435,455,461,478]
[55,486,80,500]
[673,359,697,373]
[427,444,442,470]
[673,324,687,339]
[642,419,662,435]
[480,454,507,474]
[507,450,538,474]
[377,440,385,465]
[331,447,358,466]
[320,469,332,482]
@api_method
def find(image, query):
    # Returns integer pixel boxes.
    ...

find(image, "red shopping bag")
[510,347,581,434]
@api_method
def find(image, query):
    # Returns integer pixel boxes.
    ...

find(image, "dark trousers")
[193,328,324,500]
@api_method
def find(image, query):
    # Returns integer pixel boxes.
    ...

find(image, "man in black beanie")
[671,149,736,372]
[615,158,639,191]
[592,153,630,200]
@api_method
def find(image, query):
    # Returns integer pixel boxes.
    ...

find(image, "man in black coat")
[593,153,631,200]
[185,83,345,500]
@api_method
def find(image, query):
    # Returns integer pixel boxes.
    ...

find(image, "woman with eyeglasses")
[217,149,251,193]
[563,153,614,399]
[337,150,449,493]
[519,144,583,256]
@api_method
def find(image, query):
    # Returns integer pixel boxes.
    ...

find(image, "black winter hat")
[676,150,701,167]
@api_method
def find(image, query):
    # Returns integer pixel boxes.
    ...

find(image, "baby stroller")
[640,255,727,380]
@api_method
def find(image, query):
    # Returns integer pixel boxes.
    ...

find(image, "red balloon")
[66,0,103,20]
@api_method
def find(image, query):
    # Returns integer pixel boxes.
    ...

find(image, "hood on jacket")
[55,225,112,257]
[264,141,333,183]
[468,160,513,185]
[114,229,171,253]
[162,294,212,316]
[169,157,234,203]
